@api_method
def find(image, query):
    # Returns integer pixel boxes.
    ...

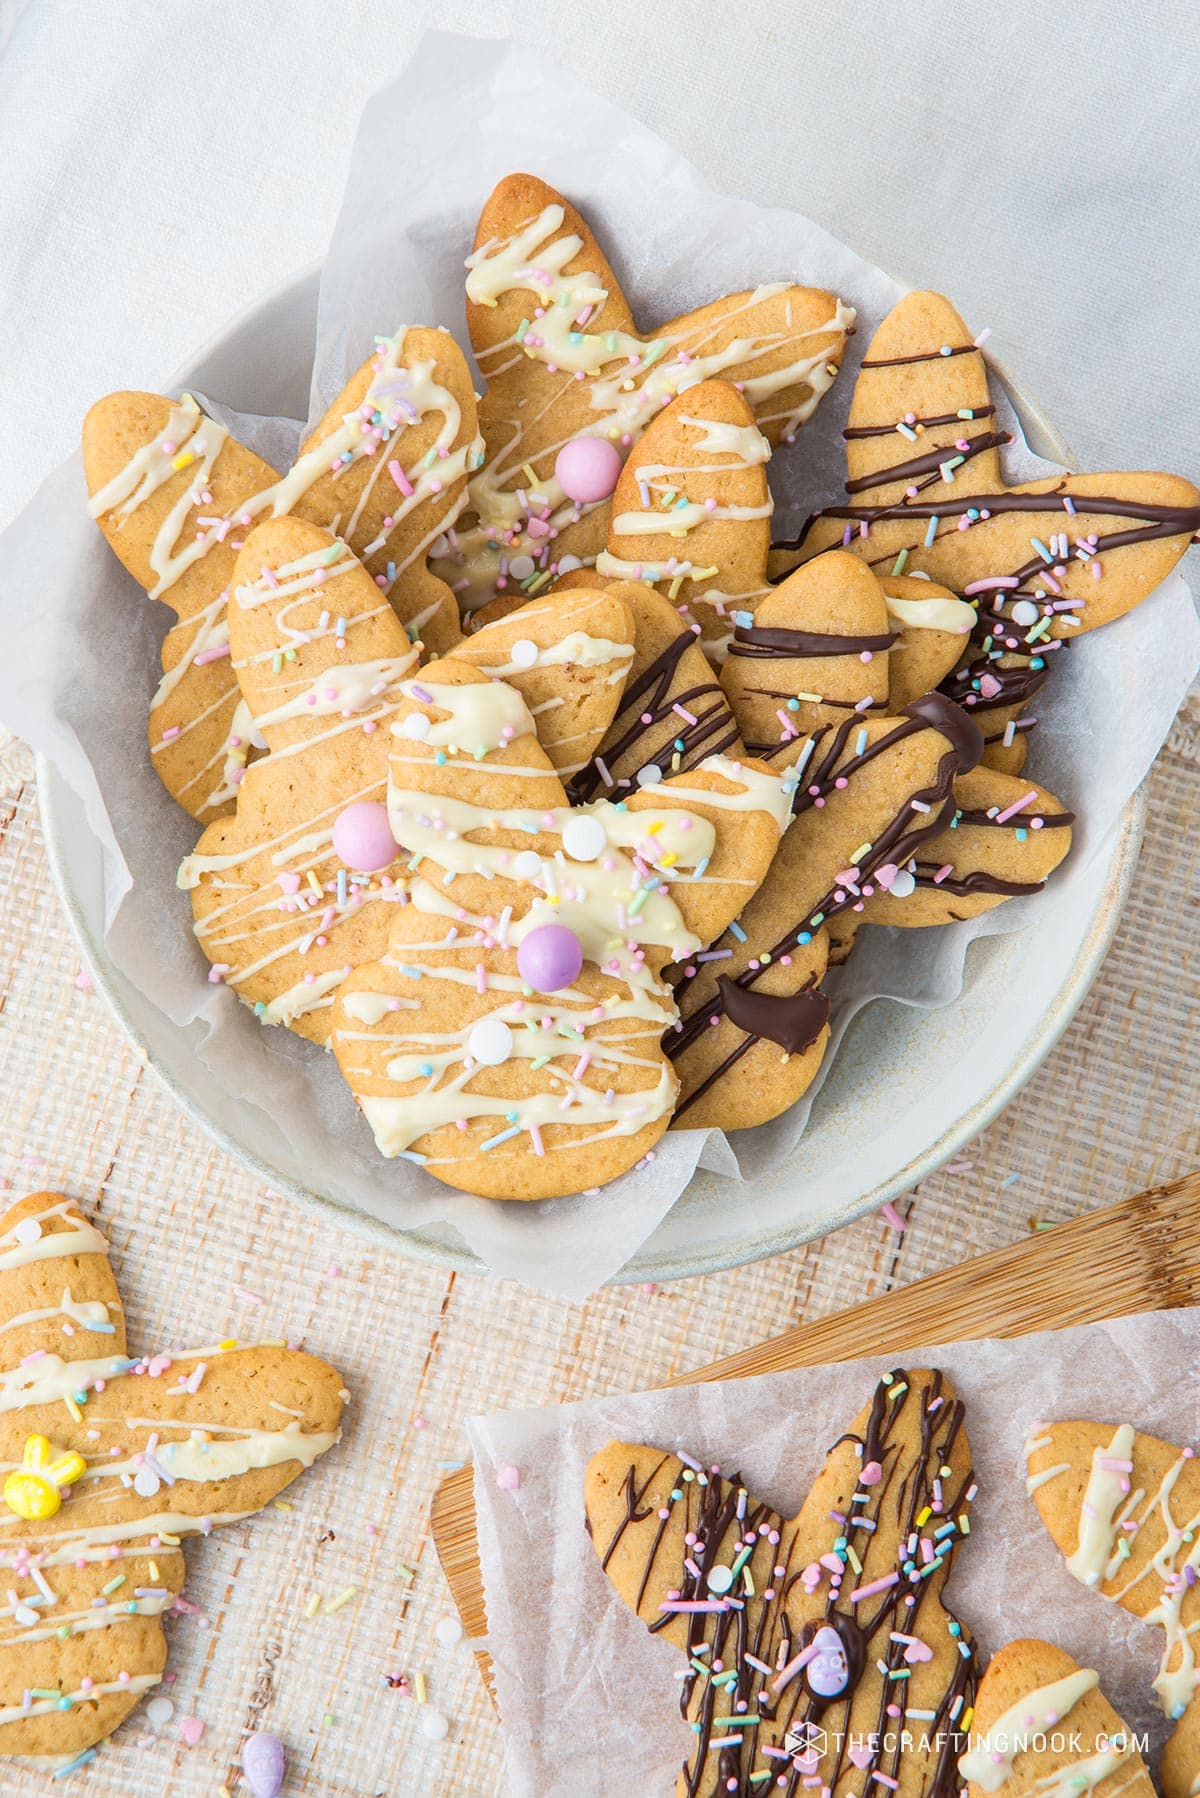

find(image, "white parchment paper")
[468,1308,1200,1796]
[0,32,1196,1296]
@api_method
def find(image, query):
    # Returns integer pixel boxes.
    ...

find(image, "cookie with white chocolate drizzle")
[329,660,792,1198]
[1026,1419,1200,1798]
[0,1191,344,1768]
[960,1638,1154,1797]
[84,327,481,821]
[438,172,854,614]
[585,1368,978,1796]
[178,516,421,1041]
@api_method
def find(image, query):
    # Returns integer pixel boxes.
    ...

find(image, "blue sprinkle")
[924,516,939,548]
[480,1123,523,1151]
[728,920,747,943]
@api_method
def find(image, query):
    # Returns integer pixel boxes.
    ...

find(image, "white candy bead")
[508,555,535,580]
[635,764,663,787]
[513,850,543,881]
[145,1696,175,1726]
[467,1019,512,1066]
[400,713,431,740]
[508,638,539,670]
[13,1218,41,1245]
[435,1616,464,1647]
[889,869,917,899]
[561,815,608,862]
[1010,599,1040,626]
[133,1467,162,1498]
[419,1707,450,1742]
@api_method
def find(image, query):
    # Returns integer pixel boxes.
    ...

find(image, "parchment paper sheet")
[0,32,1196,1296]
[468,1307,1200,1795]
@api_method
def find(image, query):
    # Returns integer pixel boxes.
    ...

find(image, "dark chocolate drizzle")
[665,696,982,1101]
[567,627,739,803]
[844,430,1010,496]
[594,1369,978,1797]
[715,978,830,1057]
[860,343,977,367]
[775,486,1200,564]
[844,405,996,440]
[727,624,897,660]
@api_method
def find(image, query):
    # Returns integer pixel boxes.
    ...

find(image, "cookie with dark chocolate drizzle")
[661,693,982,1130]
[562,578,745,803]
[768,289,1200,773]
[585,1368,978,1797]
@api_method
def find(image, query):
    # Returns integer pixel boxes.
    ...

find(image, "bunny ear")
[291,325,480,655]
[962,1640,1155,1796]
[453,586,636,774]
[863,766,1072,926]
[722,548,893,749]
[83,391,282,822]
[567,579,745,802]
[225,515,419,749]
[586,1369,977,1796]
[0,1194,124,1360]
[626,755,793,948]
[596,380,773,653]
[179,517,419,1042]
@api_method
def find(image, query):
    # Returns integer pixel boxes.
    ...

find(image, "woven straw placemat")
[0,685,1196,1795]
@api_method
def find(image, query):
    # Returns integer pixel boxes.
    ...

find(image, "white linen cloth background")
[2,0,1200,529]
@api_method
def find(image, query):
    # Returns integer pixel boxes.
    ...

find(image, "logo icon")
[784,1721,827,1758]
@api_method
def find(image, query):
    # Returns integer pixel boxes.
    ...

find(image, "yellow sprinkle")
[916,1506,932,1527]
[171,450,196,472]
[845,1544,862,1575]
[669,528,688,539]
[849,842,873,864]
[742,1567,755,1597]
[324,1585,359,1615]
[646,821,663,835]
[274,1500,293,1513]
[307,871,322,893]
[667,575,684,600]
[219,1338,237,1351]
[304,1592,322,1619]
[961,1706,974,1730]
[660,852,678,867]
[415,1671,427,1705]
[522,463,540,488]
[959,1515,970,1535]
[796,691,822,703]
[160,1533,181,1546]
[396,1563,416,1582]
[149,1561,160,1582]
[64,1396,82,1423]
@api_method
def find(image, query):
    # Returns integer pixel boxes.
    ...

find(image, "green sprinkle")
[892,549,909,575]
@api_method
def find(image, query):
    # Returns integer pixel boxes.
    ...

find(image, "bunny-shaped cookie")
[586,1368,978,1796]
[330,661,792,1197]
[436,173,854,612]
[0,1192,344,1767]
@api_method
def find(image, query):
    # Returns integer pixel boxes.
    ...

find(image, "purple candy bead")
[554,436,621,504]
[331,800,398,872]
[517,924,583,993]
[242,1730,286,1798]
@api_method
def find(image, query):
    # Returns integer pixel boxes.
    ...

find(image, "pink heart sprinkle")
[496,1465,521,1491]
[860,1461,883,1486]
[277,872,301,895]
[873,864,899,890]
[179,1716,205,1747]
[904,1640,933,1665]
[849,1743,874,1769]
[978,672,1003,699]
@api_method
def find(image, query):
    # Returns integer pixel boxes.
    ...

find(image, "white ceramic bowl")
[40,268,1144,1283]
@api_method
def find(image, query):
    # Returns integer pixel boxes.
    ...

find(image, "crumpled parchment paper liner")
[468,1307,1200,1795]
[0,31,1195,1295]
